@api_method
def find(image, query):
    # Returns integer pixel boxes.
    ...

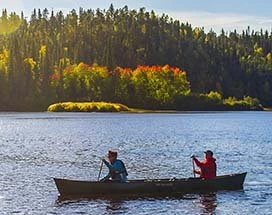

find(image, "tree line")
[0,5,271,110]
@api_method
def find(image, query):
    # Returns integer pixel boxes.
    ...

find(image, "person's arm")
[102,159,122,172]
[102,159,110,167]
[194,170,201,175]
[193,157,204,168]
[99,159,110,181]
[100,173,110,181]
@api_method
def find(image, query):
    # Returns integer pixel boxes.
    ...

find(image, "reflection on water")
[106,200,127,213]
[55,194,217,215]
[199,193,217,214]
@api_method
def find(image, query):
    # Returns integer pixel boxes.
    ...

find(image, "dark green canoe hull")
[54,172,246,198]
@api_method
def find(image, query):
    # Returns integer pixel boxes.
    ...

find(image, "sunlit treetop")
[0,9,22,35]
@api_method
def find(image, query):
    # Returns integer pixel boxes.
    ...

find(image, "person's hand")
[190,154,195,159]
[100,156,106,161]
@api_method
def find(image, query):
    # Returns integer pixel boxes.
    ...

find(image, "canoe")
[54,172,247,198]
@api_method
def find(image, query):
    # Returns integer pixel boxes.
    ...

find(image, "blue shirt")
[101,159,128,182]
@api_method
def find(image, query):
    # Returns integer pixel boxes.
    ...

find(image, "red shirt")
[193,157,217,179]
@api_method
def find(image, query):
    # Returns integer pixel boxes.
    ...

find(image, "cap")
[204,150,213,156]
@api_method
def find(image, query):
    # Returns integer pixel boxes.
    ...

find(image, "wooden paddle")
[191,156,196,178]
[97,159,104,181]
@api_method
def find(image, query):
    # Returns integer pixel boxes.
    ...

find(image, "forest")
[0,5,271,111]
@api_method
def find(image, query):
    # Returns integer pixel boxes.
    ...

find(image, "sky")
[1,0,272,33]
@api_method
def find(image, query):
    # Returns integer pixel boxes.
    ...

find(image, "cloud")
[156,10,272,33]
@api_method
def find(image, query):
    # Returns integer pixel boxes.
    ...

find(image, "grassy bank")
[47,102,130,112]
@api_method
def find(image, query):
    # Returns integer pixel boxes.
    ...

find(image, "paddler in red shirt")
[191,150,217,179]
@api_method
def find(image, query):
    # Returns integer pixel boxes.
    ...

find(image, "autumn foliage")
[0,7,268,111]
[50,63,190,109]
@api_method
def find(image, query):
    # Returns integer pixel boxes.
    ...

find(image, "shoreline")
[0,109,269,113]
[0,102,268,113]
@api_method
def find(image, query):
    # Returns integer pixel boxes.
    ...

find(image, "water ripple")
[0,112,271,214]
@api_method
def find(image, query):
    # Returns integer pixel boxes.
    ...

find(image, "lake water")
[0,112,271,214]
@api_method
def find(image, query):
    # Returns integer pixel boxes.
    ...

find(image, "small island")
[47,102,131,112]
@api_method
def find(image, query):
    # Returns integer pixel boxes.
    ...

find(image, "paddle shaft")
[192,158,196,178]
[97,160,104,181]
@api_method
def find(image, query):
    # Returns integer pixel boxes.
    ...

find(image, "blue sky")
[1,0,272,33]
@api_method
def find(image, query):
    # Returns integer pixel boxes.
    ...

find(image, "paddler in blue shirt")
[100,150,128,182]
